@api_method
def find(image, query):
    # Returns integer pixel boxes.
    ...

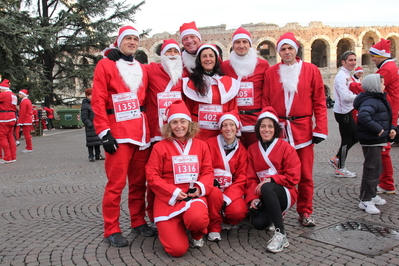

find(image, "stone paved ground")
[1,109,399,266]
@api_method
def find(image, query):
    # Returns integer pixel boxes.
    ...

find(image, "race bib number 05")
[236,82,254,106]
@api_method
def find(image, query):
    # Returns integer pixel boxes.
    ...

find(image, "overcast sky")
[131,0,398,37]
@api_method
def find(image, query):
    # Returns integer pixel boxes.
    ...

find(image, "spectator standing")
[262,32,328,227]
[353,74,396,214]
[0,79,17,164]
[221,27,270,148]
[17,89,33,153]
[81,88,104,162]
[369,39,399,194]
[43,105,55,130]
[91,26,155,247]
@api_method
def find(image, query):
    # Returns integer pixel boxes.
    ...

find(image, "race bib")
[111,92,140,122]
[11,94,17,105]
[172,155,199,184]
[157,92,182,117]
[198,104,223,130]
[236,82,254,106]
[214,168,233,190]
[256,169,277,182]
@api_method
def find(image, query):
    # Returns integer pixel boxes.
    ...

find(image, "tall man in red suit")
[91,25,155,247]
[262,32,328,227]
[17,89,33,153]
[369,38,399,194]
[221,27,270,148]
[0,79,17,164]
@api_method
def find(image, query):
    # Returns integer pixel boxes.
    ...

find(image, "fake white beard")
[161,55,183,86]
[229,48,258,78]
[182,51,196,73]
[116,59,143,93]
[279,63,300,94]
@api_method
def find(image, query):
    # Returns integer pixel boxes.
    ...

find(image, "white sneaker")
[377,185,396,194]
[22,149,33,153]
[372,195,386,205]
[16,141,20,146]
[190,238,204,248]
[266,223,275,231]
[43,129,48,131]
[335,167,356,178]
[207,232,221,242]
[266,229,289,253]
[358,201,380,214]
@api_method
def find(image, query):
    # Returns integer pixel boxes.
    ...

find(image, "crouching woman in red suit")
[146,100,214,257]
[206,110,248,241]
[245,106,301,253]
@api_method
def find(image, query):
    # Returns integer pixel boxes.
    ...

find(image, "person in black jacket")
[81,88,104,162]
[353,74,397,214]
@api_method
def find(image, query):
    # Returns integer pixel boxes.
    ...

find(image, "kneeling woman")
[245,106,301,253]
[206,110,248,241]
[146,100,214,257]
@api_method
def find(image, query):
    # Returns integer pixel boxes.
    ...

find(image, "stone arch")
[310,38,329,68]
[361,31,380,66]
[256,40,277,65]
[334,36,356,68]
[387,33,399,60]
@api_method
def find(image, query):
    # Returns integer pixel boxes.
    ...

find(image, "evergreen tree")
[0,0,146,105]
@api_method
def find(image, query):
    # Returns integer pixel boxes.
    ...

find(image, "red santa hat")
[0,79,10,90]
[179,21,202,43]
[369,38,391,58]
[164,100,192,123]
[196,44,219,57]
[232,27,252,46]
[354,66,363,74]
[19,89,29,97]
[277,32,299,52]
[217,110,241,130]
[258,106,279,123]
[161,39,181,56]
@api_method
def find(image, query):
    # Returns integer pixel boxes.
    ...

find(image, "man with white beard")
[262,32,328,227]
[179,21,202,76]
[144,39,183,226]
[221,27,269,148]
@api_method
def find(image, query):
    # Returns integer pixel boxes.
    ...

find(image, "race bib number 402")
[198,104,223,130]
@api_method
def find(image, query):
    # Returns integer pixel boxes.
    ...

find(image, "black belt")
[106,107,145,115]
[239,109,262,117]
[279,115,309,121]
[0,110,15,113]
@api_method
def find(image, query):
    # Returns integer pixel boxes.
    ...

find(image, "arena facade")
[138,21,399,94]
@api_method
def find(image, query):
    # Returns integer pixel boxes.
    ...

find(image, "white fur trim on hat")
[167,113,192,123]
[217,114,240,129]
[277,39,298,52]
[180,29,201,43]
[161,43,181,56]
[258,111,278,123]
[117,29,139,48]
[369,47,390,58]
[232,33,252,45]
[19,91,28,97]
[196,44,219,56]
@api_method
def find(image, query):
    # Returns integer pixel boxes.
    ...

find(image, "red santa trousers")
[379,142,395,191]
[0,122,16,161]
[295,145,314,215]
[145,145,155,223]
[206,186,248,233]
[156,200,209,257]
[102,143,150,237]
[21,125,32,150]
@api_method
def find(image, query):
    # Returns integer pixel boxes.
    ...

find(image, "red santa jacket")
[221,58,269,131]
[207,135,247,205]
[262,59,328,149]
[43,106,54,119]
[245,138,300,211]
[17,97,33,125]
[0,90,17,123]
[146,138,214,223]
[144,62,183,142]
[376,59,399,125]
[183,75,239,140]
[91,58,150,148]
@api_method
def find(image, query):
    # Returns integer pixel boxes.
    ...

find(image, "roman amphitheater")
[138,21,399,93]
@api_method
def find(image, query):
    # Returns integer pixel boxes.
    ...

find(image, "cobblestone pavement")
[1,109,399,266]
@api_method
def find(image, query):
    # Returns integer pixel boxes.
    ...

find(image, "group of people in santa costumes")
[95,22,329,255]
